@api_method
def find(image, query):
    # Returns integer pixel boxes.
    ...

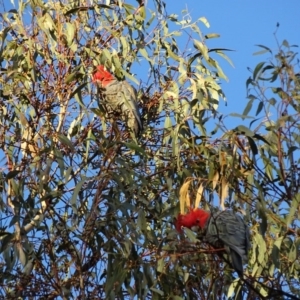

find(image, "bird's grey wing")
[117,82,143,136]
[205,210,250,273]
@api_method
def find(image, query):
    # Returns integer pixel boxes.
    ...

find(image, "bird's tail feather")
[230,249,243,275]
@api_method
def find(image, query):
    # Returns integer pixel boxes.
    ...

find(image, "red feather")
[92,65,115,86]
[176,208,210,232]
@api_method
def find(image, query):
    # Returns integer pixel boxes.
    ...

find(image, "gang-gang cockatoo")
[92,65,143,138]
[176,208,250,275]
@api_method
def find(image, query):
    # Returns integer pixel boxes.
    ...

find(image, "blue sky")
[163,1,300,122]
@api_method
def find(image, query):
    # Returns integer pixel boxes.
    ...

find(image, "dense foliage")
[0,0,299,299]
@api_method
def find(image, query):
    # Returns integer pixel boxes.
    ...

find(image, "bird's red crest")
[92,65,115,86]
[175,208,210,232]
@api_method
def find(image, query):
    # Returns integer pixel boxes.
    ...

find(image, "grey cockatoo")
[92,65,143,138]
[176,208,250,275]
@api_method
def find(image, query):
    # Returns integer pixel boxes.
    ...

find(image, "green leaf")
[253,62,265,80]
[288,243,296,262]
[227,278,241,298]
[286,194,299,227]
[234,125,254,137]
[246,77,253,88]
[0,233,13,254]
[70,82,87,104]
[256,101,264,116]
[123,70,139,85]
[66,22,76,46]
[85,128,92,163]
[253,49,270,56]
[150,287,164,296]
[287,146,298,156]
[253,133,270,145]
[282,39,289,48]
[215,49,234,68]
[91,108,103,116]
[193,39,209,61]
[247,136,258,156]
[137,209,147,232]
[256,202,267,236]
[242,99,254,117]
[184,228,198,243]
[6,170,20,180]
[70,179,86,213]
[199,17,210,28]
[255,233,266,264]
[172,124,180,158]
[254,44,272,54]
[53,148,65,178]
[124,142,146,155]
[205,33,220,39]
[229,113,253,119]
[165,43,181,62]
[65,6,90,16]
[57,134,75,151]
[271,237,283,268]
[65,69,83,84]
[157,258,165,273]
[64,167,73,183]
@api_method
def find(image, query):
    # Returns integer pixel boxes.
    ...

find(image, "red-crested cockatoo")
[92,65,143,138]
[176,208,250,275]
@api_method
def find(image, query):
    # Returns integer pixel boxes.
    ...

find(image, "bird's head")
[175,208,210,233]
[92,65,115,87]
